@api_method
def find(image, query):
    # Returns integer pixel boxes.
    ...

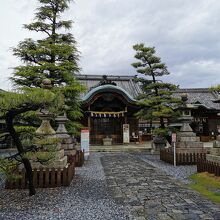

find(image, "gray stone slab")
[100,152,220,220]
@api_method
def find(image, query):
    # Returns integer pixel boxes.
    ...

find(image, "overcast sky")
[1,0,220,90]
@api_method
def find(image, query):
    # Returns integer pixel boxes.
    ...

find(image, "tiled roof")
[173,88,220,110]
[77,74,142,99]
[76,74,220,110]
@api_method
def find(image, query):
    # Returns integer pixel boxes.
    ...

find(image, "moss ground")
[188,172,220,204]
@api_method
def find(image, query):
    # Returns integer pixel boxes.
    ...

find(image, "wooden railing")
[75,150,85,167]
[5,150,85,189]
[68,150,84,167]
[197,160,220,176]
[5,162,75,189]
[160,149,206,165]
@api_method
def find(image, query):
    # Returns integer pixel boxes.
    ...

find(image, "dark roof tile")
[77,74,220,110]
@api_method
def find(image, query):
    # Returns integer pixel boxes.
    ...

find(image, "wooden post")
[88,115,91,129]
[88,105,91,129]
[39,168,44,188]
[57,169,61,187]
[124,106,127,124]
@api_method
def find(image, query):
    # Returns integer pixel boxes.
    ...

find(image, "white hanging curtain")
[89,111,125,118]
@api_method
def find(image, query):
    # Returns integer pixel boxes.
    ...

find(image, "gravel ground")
[135,153,197,184]
[0,153,128,220]
[0,174,5,189]
[0,153,8,190]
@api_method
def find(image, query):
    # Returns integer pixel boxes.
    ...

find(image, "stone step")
[90,144,152,152]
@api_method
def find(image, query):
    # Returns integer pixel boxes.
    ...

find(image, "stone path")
[136,154,197,184]
[101,153,220,220]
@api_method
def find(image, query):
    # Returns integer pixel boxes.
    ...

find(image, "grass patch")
[188,172,220,204]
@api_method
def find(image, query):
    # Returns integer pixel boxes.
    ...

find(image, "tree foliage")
[0,88,64,195]
[132,43,181,129]
[11,0,83,134]
[0,0,81,196]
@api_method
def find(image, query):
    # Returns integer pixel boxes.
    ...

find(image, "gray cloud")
[1,0,220,90]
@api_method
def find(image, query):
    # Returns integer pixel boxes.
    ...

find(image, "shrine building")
[77,74,220,145]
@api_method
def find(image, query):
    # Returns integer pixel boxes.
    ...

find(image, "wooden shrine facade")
[80,77,139,145]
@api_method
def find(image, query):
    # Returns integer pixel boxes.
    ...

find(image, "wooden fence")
[5,150,85,189]
[5,162,75,189]
[197,160,220,176]
[160,149,206,165]
[75,150,84,167]
[68,150,85,167]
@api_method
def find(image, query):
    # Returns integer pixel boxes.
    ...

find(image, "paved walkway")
[101,153,220,220]
[1,153,220,219]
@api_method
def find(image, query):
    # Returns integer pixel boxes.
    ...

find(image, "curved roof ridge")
[76,74,137,81]
[175,88,211,92]
[82,84,136,104]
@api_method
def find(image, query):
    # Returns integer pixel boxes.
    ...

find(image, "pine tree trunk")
[5,112,36,196]
[160,117,165,128]
[22,158,36,196]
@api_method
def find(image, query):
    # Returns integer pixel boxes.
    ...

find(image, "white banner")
[123,124,130,144]
[81,129,90,160]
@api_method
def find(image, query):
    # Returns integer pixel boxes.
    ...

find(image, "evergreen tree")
[132,44,181,131]
[0,88,64,196]
[0,0,81,196]
[11,0,83,133]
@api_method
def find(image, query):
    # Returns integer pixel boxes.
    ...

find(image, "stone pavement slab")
[101,153,220,220]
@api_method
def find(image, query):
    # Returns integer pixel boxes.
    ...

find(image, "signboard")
[81,129,90,160]
[123,124,130,144]
[172,133,177,166]
[172,133,177,143]
[217,125,220,133]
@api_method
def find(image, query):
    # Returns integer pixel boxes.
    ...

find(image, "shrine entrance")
[91,117,124,145]
[81,83,139,145]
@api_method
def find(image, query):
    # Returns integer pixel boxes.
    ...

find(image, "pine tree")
[132,43,181,132]
[0,88,64,196]
[11,0,83,133]
[0,0,81,196]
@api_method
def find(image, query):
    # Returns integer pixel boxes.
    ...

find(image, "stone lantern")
[176,93,204,152]
[31,79,68,169]
[36,79,56,136]
[55,113,76,157]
